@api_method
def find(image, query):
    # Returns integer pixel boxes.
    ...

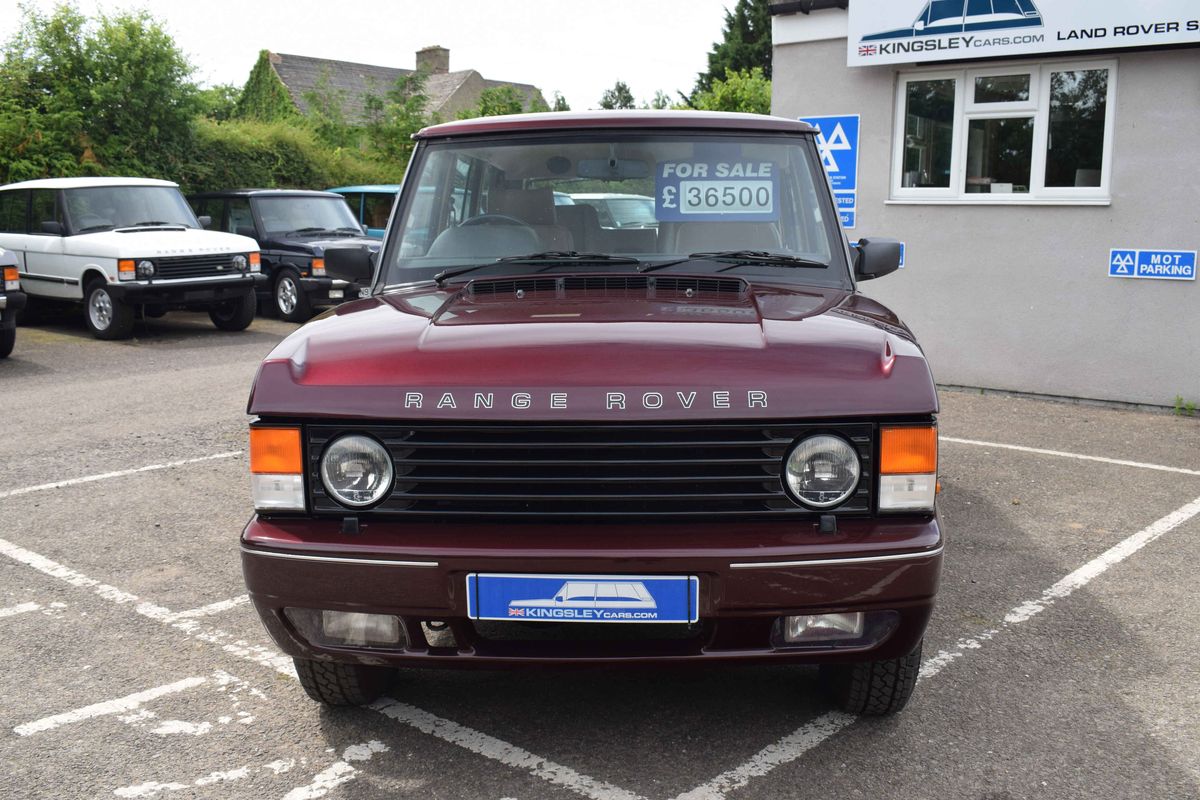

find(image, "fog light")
[782,612,864,643]
[879,473,937,512]
[329,289,344,299]
[284,607,407,648]
[251,473,305,511]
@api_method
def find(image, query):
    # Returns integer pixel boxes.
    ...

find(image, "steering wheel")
[460,213,528,227]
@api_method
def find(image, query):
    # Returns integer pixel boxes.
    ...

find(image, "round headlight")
[784,435,861,509]
[320,435,393,507]
[136,260,156,278]
[231,254,248,271]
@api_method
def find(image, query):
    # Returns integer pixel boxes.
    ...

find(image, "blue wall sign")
[799,115,860,230]
[1109,249,1196,281]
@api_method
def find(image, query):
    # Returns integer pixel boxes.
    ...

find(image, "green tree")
[599,81,635,110]
[363,71,431,165]
[197,84,241,122]
[690,67,771,115]
[301,70,357,149]
[693,0,771,97]
[645,90,672,110]
[551,91,571,112]
[234,50,297,122]
[0,4,200,177]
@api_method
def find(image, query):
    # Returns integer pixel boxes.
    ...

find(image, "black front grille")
[307,422,873,520]
[154,253,238,280]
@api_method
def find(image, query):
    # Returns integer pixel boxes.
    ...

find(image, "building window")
[891,61,1115,202]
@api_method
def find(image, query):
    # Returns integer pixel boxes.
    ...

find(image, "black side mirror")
[197,215,213,229]
[40,220,64,235]
[324,246,375,284]
[854,237,903,281]
[236,225,257,239]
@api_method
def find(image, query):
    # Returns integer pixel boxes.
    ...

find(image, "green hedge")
[175,118,406,193]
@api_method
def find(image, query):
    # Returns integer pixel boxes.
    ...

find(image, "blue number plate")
[466,573,700,624]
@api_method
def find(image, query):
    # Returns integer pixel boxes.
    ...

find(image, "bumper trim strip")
[240,546,438,568]
[730,545,943,570]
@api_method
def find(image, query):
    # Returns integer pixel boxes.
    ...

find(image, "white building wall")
[772,35,1200,407]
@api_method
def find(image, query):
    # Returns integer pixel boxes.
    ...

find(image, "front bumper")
[242,515,942,668]
[0,290,27,326]
[298,276,360,307]
[107,274,265,305]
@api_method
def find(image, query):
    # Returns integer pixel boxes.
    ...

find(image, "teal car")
[328,185,400,239]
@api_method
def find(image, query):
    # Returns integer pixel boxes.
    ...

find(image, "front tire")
[821,641,923,716]
[208,288,257,331]
[84,279,134,340]
[0,325,14,358]
[293,658,395,706]
[274,269,312,323]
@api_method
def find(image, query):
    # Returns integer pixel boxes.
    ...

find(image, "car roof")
[189,189,343,199]
[416,110,816,140]
[327,185,402,193]
[1,176,178,190]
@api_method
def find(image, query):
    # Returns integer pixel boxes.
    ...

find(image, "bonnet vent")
[466,274,748,300]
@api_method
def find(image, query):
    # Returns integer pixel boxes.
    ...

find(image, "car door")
[22,189,73,298]
[0,190,31,283]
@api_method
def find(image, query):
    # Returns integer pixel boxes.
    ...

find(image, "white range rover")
[0,177,263,339]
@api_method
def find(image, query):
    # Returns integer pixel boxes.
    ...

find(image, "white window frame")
[890,59,1117,205]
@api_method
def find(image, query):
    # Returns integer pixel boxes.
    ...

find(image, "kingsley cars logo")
[859,0,1044,56]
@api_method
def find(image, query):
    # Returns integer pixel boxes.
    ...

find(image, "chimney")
[416,46,449,75]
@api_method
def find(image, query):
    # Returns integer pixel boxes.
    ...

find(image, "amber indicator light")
[880,426,937,475]
[312,257,325,269]
[2,266,17,281]
[117,259,135,273]
[249,252,261,266]
[249,427,303,474]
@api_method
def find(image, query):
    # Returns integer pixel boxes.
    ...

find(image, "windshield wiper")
[127,220,176,227]
[639,251,829,274]
[77,224,115,233]
[496,251,641,266]
[434,252,641,286]
[287,227,327,236]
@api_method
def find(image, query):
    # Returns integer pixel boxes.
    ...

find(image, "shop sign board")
[848,0,1200,67]
[1109,249,1196,281]
[799,114,859,229]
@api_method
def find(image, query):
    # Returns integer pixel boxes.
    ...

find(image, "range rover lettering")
[242,111,941,716]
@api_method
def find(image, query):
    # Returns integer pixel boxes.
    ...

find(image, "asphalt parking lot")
[2,310,1199,800]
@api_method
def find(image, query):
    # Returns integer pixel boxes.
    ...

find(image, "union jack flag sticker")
[859,44,878,57]
[508,607,524,617]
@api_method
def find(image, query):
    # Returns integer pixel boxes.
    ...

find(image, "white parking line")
[675,492,1200,799]
[165,595,250,621]
[0,451,242,501]
[0,601,41,619]
[373,700,648,800]
[14,676,208,737]
[281,741,391,800]
[940,436,1200,477]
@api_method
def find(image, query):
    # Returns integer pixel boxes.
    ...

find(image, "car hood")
[62,227,259,259]
[263,234,381,256]
[249,277,938,421]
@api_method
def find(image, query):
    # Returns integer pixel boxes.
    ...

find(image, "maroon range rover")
[243,111,942,716]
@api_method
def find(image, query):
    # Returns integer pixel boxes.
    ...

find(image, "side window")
[339,193,363,224]
[362,193,394,230]
[30,189,63,233]
[0,190,29,233]
[228,198,254,235]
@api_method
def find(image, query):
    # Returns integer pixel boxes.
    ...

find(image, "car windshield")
[63,186,199,232]
[381,131,847,288]
[255,196,361,236]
